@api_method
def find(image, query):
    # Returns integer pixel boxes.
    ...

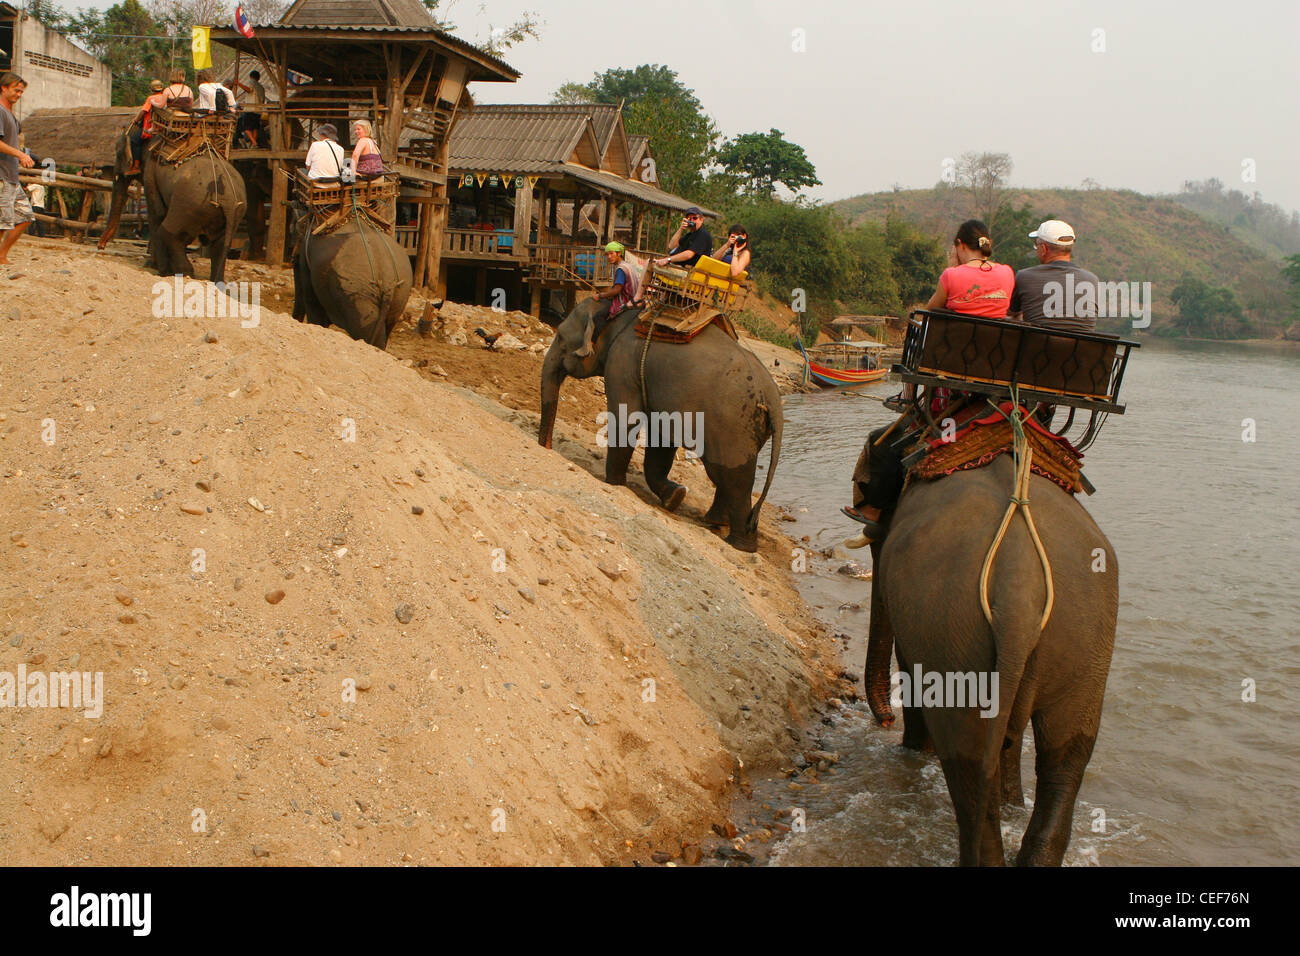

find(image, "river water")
[750,339,1299,866]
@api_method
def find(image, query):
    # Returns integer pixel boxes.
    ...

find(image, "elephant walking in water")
[864,455,1117,865]
[539,298,782,552]
[99,126,245,285]
[289,200,412,351]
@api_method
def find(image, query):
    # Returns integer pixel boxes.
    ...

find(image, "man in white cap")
[1008,219,1100,333]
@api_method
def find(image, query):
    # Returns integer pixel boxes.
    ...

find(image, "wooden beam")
[265,162,289,265]
[421,137,450,295]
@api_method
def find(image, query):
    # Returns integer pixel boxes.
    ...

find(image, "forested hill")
[832,185,1294,336]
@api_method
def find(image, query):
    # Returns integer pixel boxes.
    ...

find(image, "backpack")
[214,87,229,113]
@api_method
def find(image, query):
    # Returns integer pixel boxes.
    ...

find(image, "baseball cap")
[1029,220,1075,245]
[684,206,704,217]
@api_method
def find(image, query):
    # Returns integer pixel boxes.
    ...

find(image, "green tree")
[839,222,902,315]
[730,200,849,339]
[1283,253,1300,309]
[68,0,173,106]
[989,200,1043,272]
[552,65,718,199]
[1170,275,1247,338]
[714,128,821,199]
[885,213,946,306]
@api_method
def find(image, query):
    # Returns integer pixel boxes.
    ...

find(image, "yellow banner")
[474,172,488,187]
[527,176,539,190]
[191,26,212,69]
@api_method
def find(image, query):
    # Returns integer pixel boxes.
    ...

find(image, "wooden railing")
[443,228,522,258]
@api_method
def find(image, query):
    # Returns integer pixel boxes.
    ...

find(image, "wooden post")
[632,205,645,250]
[513,177,532,254]
[263,42,291,265]
[423,137,449,296]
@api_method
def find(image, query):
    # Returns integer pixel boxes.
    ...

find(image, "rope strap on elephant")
[977,386,1056,632]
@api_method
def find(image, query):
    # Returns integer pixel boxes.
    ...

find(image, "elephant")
[99,125,246,285]
[862,454,1117,866]
[538,297,782,553]
[289,199,413,351]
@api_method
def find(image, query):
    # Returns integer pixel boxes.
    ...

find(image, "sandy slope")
[0,242,837,866]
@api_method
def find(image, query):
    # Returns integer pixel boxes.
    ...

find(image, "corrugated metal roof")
[448,106,594,169]
[281,0,436,29]
[561,164,716,217]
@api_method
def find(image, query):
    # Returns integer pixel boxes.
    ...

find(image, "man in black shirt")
[654,206,712,269]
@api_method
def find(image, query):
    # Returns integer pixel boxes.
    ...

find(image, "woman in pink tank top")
[842,219,1015,547]
[927,219,1015,317]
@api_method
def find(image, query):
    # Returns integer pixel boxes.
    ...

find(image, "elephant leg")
[1000,730,1025,808]
[703,487,727,526]
[895,644,931,752]
[208,238,230,286]
[701,460,759,552]
[930,715,1005,866]
[643,444,686,511]
[1015,709,1099,866]
[155,226,193,278]
[604,442,634,487]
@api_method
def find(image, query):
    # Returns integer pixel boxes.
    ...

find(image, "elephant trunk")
[539,340,567,449]
[864,540,897,727]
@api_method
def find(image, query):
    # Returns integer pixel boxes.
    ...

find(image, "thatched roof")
[21,107,136,169]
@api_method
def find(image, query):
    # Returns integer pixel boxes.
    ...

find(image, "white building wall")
[11,14,111,119]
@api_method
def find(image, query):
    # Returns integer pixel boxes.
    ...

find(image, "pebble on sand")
[179,502,205,515]
[394,604,414,624]
[265,589,286,605]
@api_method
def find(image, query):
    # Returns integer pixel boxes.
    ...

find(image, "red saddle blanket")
[910,402,1085,494]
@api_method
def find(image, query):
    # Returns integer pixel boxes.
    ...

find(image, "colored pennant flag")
[235,6,256,39]
[191,26,212,69]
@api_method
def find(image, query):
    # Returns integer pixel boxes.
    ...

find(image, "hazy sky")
[68,0,1300,212]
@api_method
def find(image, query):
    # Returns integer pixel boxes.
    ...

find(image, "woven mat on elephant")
[149,111,235,165]
[909,402,1085,494]
[633,311,737,343]
[296,176,397,236]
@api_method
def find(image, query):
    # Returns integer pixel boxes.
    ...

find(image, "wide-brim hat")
[314,123,339,141]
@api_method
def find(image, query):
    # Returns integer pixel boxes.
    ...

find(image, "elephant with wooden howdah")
[289,200,412,351]
[99,126,246,285]
[539,298,782,553]
[861,454,1117,865]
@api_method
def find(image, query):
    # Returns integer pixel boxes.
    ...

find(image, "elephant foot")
[703,506,727,528]
[659,483,687,512]
[724,529,758,553]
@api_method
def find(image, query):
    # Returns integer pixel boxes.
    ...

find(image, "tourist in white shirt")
[195,70,237,113]
[304,124,345,180]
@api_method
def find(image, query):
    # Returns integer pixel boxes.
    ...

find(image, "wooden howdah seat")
[293,172,399,236]
[635,255,748,342]
[884,310,1143,490]
[897,309,1139,414]
[148,108,236,164]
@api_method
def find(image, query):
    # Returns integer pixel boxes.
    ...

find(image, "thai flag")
[235,5,255,38]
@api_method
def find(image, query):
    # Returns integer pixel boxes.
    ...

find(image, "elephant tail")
[745,396,782,535]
